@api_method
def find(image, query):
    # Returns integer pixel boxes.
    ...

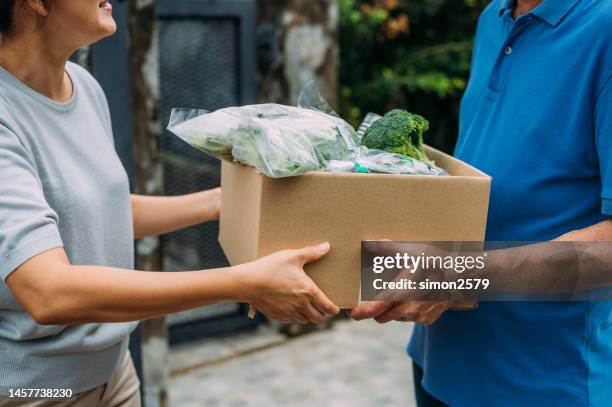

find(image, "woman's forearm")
[8,248,251,325]
[54,266,247,324]
[131,188,221,239]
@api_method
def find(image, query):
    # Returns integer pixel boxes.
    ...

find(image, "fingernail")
[316,242,330,254]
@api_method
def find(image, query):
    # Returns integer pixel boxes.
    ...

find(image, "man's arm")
[131,188,221,239]
[481,220,612,294]
[351,219,612,324]
[557,219,612,242]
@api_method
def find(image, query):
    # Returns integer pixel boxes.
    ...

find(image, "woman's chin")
[98,19,117,37]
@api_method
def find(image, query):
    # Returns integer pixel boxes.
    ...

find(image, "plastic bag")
[356,147,448,176]
[167,108,233,159]
[298,81,359,152]
[167,85,446,178]
[167,88,359,178]
[324,147,448,176]
[356,112,381,141]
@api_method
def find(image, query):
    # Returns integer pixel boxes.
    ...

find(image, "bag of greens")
[167,85,358,178]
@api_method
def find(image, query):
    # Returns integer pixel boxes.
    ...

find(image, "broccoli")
[361,109,432,164]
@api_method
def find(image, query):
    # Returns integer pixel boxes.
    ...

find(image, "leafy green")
[361,109,432,164]
[231,124,322,178]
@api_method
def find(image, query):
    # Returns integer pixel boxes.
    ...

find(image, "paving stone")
[169,319,416,406]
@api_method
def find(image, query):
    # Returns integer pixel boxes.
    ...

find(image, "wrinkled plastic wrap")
[325,147,448,176]
[167,84,446,178]
[168,87,359,178]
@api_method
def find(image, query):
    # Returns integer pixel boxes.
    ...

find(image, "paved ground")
[169,319,416,407]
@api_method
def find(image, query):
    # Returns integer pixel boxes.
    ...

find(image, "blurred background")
[74,0,486,405]
[339,0,487,152]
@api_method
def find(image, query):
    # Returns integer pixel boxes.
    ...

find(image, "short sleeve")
[0,125,63,281]
[595,75,612,216]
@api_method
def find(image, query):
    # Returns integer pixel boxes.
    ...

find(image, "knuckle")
[297,285,315,299]
[306,286,317,298]
[288,250,302,262]
[307,247,317,258]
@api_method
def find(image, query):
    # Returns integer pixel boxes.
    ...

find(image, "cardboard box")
[219,146,491,308]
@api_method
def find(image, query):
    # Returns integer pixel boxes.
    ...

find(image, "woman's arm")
[6,243,339,326]
[131,188,221,239]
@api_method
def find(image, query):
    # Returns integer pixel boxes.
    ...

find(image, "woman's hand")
[238,242,341,324]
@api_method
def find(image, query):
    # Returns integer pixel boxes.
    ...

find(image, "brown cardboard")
[219,146,491,308]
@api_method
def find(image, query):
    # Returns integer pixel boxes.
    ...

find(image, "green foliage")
[362,109,432,163]
[339,0,488,153]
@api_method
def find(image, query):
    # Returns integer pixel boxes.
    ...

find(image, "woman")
[0,1,340,405]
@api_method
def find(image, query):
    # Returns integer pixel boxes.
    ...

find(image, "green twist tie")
[354,162,369,173]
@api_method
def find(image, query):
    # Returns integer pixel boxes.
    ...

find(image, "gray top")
[0,62,138,395]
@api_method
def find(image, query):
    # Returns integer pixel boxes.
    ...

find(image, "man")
[352,0,612,406]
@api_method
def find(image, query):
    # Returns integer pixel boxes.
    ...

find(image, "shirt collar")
[498,0,581,27]
[499,0,515,16]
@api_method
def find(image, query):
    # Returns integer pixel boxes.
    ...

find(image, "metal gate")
[156,0,259,344]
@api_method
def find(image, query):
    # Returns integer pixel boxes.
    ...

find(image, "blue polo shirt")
[408,0,612,406]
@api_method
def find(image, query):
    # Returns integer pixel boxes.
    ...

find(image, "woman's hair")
[0,0,15,34]
[0,0,51,34]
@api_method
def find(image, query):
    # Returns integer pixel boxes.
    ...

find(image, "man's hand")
[350,300,455,325]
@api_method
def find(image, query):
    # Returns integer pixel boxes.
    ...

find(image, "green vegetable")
[311,126,358,163]
[361,109,432,164]
[231,124,321,178]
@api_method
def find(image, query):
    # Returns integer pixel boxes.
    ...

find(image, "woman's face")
[42,0,116,48]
